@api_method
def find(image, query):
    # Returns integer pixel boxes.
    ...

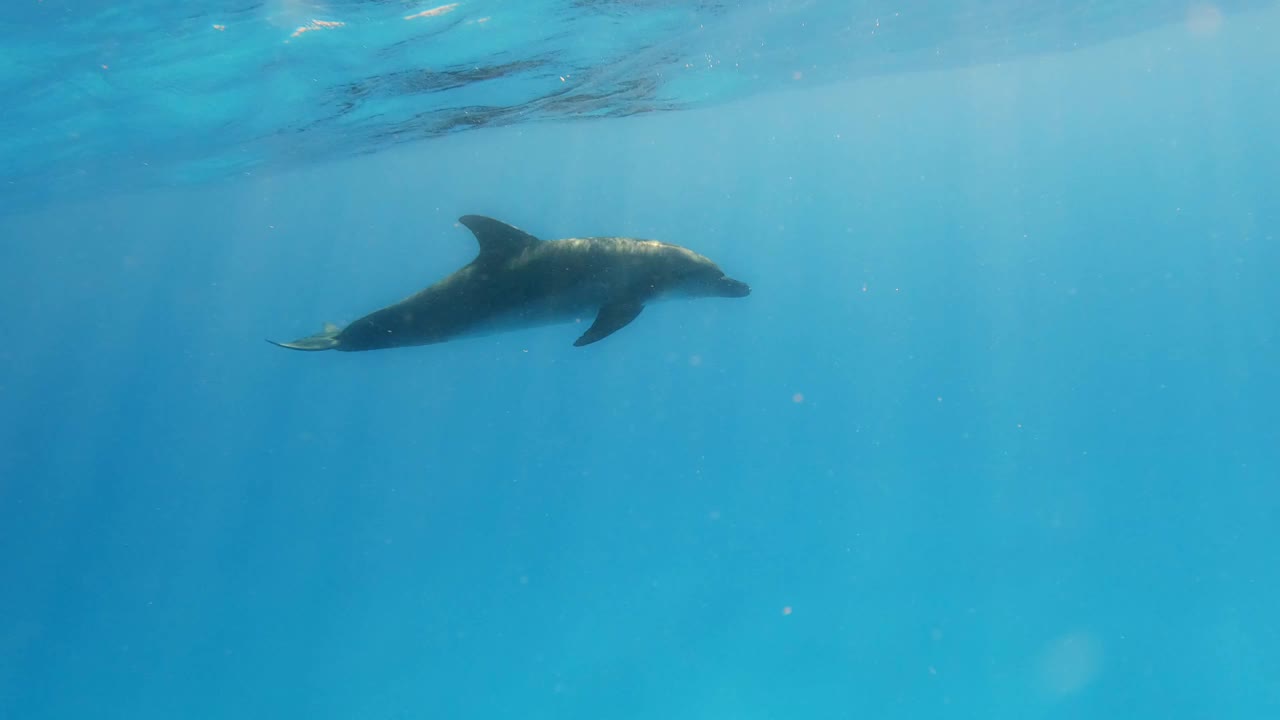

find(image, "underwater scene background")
[1,2,1277,718]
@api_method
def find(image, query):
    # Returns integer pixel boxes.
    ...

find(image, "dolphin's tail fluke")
[268,322,342,351]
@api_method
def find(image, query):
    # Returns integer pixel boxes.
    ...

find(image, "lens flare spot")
[1036,631,1103,698]
[1187,3,1223,36]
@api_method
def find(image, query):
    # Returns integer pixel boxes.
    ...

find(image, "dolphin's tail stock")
[268,322,342,351]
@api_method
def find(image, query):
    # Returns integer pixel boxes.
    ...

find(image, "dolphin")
[269,215,751,352]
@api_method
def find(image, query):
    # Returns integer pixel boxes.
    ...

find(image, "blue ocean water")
[1,1,1278,718]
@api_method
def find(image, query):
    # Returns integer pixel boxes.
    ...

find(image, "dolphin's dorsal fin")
[458,215,540,264]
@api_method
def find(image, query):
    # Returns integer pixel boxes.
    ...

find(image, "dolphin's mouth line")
[719,277,752,298]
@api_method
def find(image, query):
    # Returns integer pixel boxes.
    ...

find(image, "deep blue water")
[2,2,1279,719]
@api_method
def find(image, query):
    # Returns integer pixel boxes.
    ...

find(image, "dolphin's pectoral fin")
[574,302,645,347]
[267,322,342,351]
[458,215,541,264]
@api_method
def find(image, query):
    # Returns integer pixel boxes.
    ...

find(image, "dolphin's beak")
[718,277,751,297]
